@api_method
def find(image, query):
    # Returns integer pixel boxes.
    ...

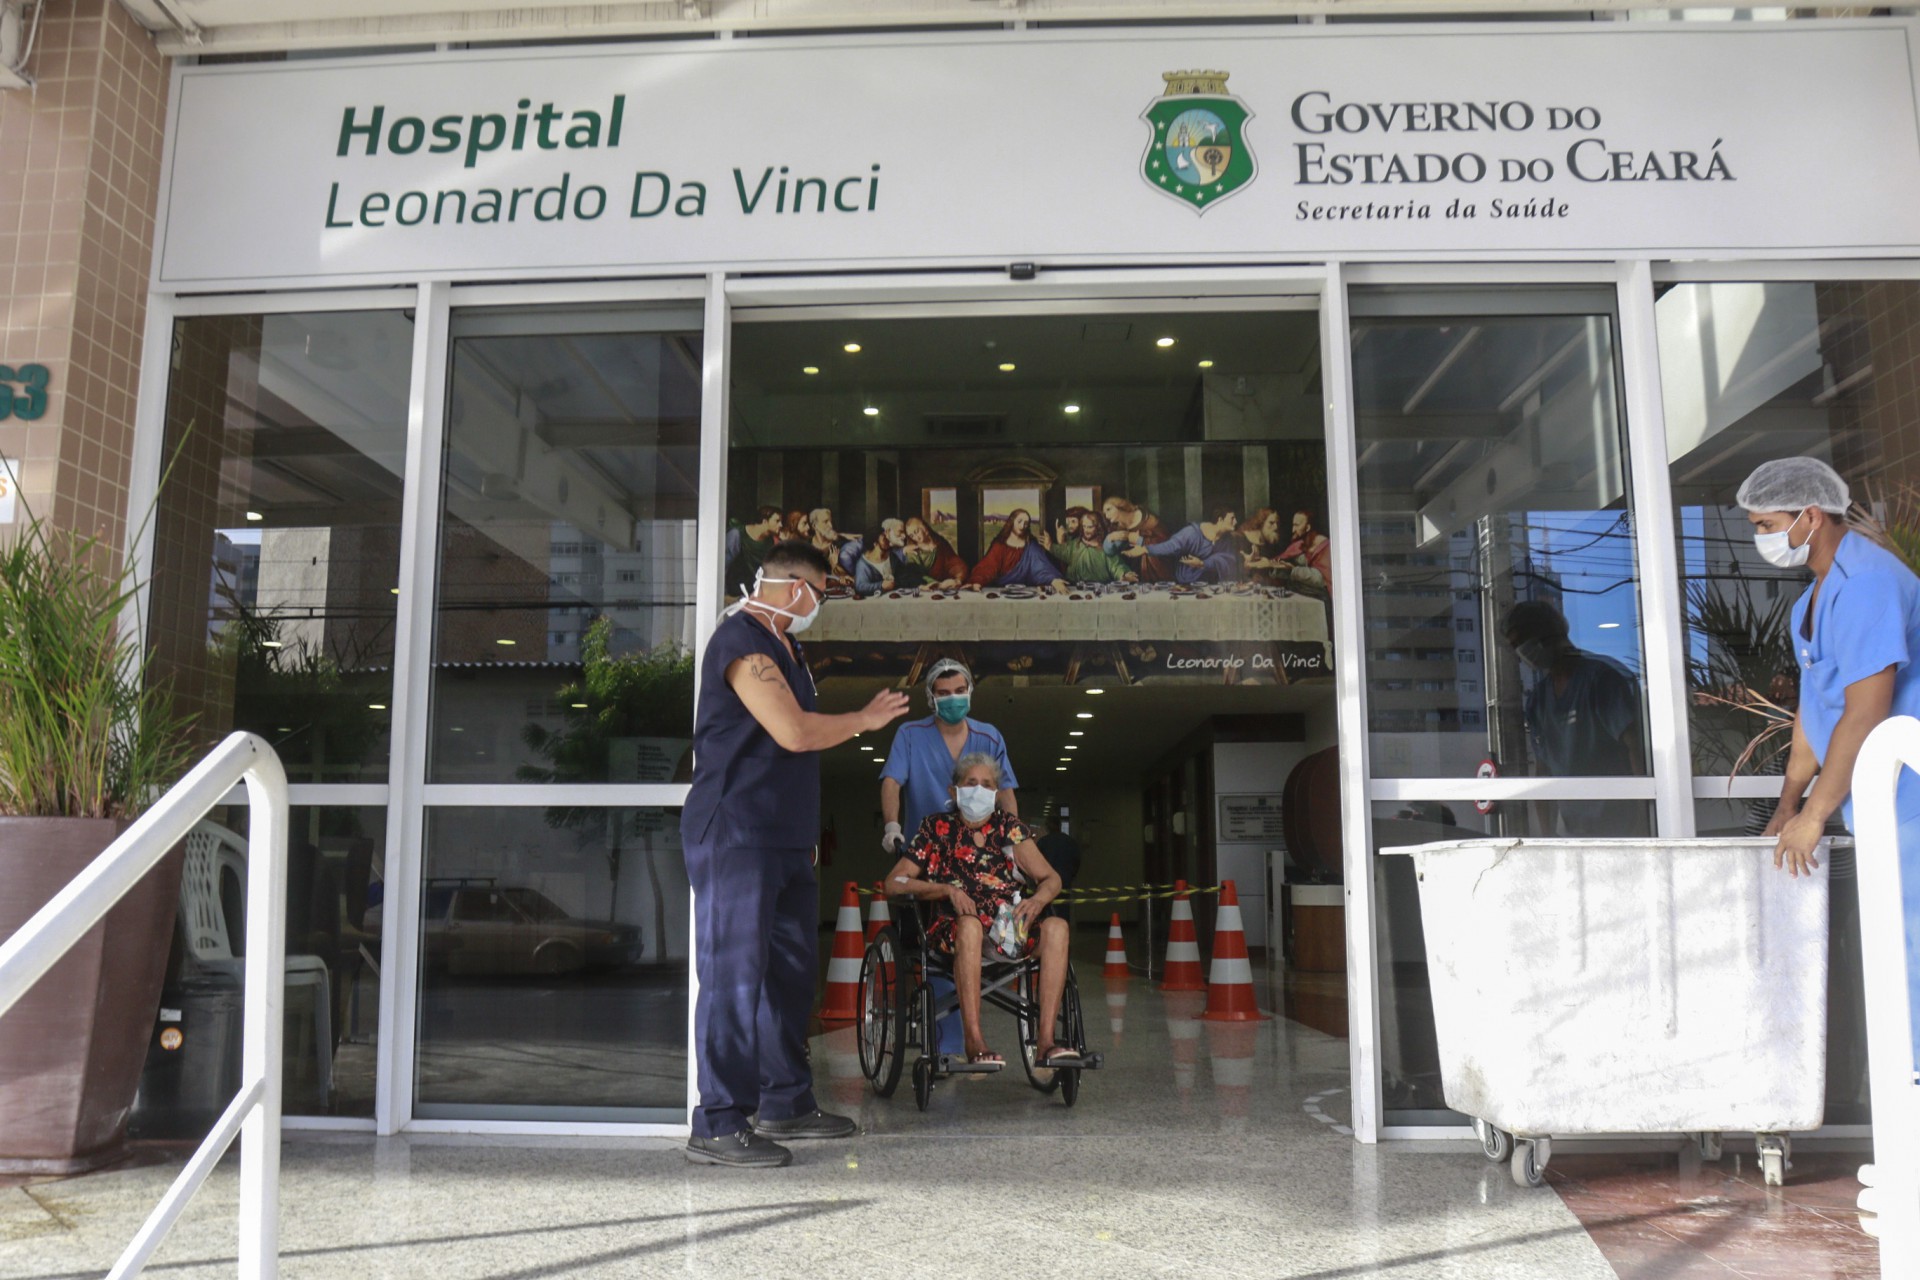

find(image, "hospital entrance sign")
[153,20,1920,288]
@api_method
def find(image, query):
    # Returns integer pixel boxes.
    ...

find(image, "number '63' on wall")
[0,365,51,421]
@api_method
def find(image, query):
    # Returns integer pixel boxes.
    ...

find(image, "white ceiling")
[116,1,1713,57]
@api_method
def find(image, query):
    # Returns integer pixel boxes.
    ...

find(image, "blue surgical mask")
[934,693,971,725]
[955,785,996,823]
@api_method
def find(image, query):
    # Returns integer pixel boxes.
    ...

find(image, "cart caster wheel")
[1475,1119,1512,1164]
[913,1057,933,1112]
[1757,1134,1790,1187]
[1511,1138,1550,1189]
[1696,1131,1723,1162]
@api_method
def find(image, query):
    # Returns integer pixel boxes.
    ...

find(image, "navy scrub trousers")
[681,609,825,1140]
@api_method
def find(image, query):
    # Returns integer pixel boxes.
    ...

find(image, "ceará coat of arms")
[1141,70,1256,213]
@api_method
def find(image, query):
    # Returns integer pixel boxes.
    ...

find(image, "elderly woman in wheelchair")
[882,751,1082,1070]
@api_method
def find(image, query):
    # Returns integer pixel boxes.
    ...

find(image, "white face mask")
[1754,509,1812,569]
[954,785,996,823]
[728,571,822,634]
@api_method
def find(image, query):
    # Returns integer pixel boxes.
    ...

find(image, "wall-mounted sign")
[1219,793,1287,844]
[0,365,49,421]
[154,21,1920,288]
[0,457,17,524]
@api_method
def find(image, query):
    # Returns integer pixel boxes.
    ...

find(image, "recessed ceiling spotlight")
[998,363,1016,372]
[571,702,588,709]
[1056,766,1068,772]
[863,406,880,417]
[1155,336,1176,348]
[245,511,263,521]
[1063,403,1081,415]
[1597,621,1621,629]
[496,638,516,646]
[1065,745,1078,750]
[803,365,820,375]
[1069,731,1085,737]
[368,703,386,711]
[389,587,400,595]
[1076,711,1093,719]
[1197,359,1214,369]
[260,640,283,649]
[844,342,862,353]
[1086,688,1105,695]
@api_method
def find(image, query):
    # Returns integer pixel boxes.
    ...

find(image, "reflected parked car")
[366,878,643,977]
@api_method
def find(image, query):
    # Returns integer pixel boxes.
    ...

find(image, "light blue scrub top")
[1793,531,1920,1073]
[1791,531,1920,830]
[879,716,1020,835]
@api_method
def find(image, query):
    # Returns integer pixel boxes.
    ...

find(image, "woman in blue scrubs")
[1741,458,1920,1070]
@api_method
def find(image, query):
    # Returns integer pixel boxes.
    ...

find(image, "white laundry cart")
[1380,837,1833,1188]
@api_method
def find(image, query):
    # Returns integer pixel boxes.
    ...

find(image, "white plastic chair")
[180,821,332,1104]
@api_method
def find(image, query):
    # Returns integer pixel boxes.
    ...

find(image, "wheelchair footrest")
[939,1054,1005,1075]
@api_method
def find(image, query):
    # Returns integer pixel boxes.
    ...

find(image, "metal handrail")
[1850,715,1920,1273]
[0,732,288,1280]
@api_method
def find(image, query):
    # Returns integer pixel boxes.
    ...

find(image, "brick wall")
[0,0,167,549]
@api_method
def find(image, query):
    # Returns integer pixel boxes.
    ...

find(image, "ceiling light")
[1155,336,1176,348]
[245,511,263,521]
[998,362,1016,372]
[803,365,820,375]
[1056,766,1068,772]
[1597,622,1621,629]
[277,727,292,733]
[1063,404,1081,415]
[1198,359,1214,369]
[844,342,862,353]
[571,702,588,709]
[863,406,880,417]
[1065,745,1078,750]
[450,727,464,733]
[1069,731,1085,737]
[1086,688,1105,695]
[260,640,283,649]
[368,703,386,710]
[1076,712,1093,719]
[389,587,400,595]
[496,638,516,646]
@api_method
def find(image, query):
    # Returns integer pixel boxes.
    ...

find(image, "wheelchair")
[856,896,1102,1110]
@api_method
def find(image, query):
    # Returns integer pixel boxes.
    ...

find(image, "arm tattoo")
[745,654,787,686]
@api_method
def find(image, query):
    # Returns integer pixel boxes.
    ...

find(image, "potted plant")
[0,503,195,1173]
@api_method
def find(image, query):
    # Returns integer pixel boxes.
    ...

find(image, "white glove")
[881,822,904,855]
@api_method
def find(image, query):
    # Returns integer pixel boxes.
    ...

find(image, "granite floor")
[0,960,1892,1278]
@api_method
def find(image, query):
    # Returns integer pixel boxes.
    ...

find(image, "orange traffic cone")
[820,881,864,1023]
[1103,912,1130,978]
[1202,880,1268,1022]
[865,880,891,943]
[1160,881,1206,992]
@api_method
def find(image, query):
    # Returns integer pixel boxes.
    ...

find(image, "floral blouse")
[905,809,1035,934]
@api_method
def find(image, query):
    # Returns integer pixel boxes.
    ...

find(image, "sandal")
[1037,1045,1085,1068]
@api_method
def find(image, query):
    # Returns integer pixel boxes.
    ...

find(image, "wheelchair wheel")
[858,926,905,1098]
[1017,966,1062,1094]
[913,1055,933,1111]
[1058,979,1085,1107]
[1060,1066,1080,1107]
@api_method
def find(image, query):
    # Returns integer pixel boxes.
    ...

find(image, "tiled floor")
[0,951,1892,1279]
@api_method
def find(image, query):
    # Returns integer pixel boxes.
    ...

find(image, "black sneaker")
[685,1130,792,1168]
[750,1109,858,1140]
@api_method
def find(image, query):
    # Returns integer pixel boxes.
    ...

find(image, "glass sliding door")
[414,304,703,1121]
[148,308,412,1119]
[1348,287,1655,1123]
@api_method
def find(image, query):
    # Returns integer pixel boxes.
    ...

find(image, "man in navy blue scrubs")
[682,541,909,1167]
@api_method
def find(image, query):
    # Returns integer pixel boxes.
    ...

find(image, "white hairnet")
[1735,458,1851,515]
